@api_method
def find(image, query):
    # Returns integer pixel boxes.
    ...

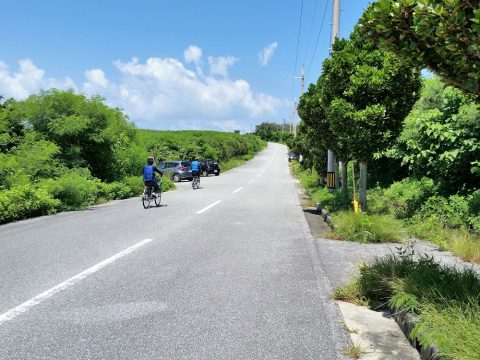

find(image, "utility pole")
[327,0,340,190]
[293,65,305,137]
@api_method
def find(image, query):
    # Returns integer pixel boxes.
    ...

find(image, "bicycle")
[192,175,200,190]
[142,181,162,208]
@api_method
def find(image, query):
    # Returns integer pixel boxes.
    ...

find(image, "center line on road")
[197,200,222,214]
[0,238,153,325]
[249,179,255,184]
[232,187,244,194]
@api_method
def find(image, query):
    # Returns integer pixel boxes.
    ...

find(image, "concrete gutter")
[311,202,443,359]
[392,309,442,360]
[337,301,420,359]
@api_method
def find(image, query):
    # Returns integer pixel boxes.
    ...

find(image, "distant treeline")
[0,89,266,223]
[253,122,294,145]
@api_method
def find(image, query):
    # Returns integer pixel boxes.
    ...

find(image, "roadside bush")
[468,190,480,233]
[328,211,404,243]
[366,187,390,215]
[0,185,60,223]
[384,177,437,219]
[311,188,350,212]
[97,181,134,200]
[121,176,144,195]
[121,175,175,195]
[39,169,100,210]
[416,195,469,229]
[160,176,175,191]
[295,165,320,191]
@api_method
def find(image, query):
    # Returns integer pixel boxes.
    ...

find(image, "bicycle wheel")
[142,188,151,209]
[154,191,161,206]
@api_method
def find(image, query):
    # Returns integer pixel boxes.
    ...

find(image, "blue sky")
[0,0,372,132]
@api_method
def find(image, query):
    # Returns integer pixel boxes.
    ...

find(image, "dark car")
[288,152,298,162]
[157,161,192,182]
[200,159,220,177]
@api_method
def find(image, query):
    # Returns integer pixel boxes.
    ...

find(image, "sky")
[0,0,372,132]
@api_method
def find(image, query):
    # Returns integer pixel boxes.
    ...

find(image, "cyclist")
[143,156,163,195]
[191,157,201,185]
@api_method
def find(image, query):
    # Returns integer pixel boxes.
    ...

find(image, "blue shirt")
[191,160,200,171]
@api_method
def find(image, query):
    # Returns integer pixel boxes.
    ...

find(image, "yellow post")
[352,164,361,214]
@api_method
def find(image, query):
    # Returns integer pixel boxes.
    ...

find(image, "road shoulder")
[295,181,420,359]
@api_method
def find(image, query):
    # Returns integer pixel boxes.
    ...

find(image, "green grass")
[290,162,320,191]
[412,301,480,360]
[333,279,369,306]
[408,217,480,264]
[337,254,480,359]
[328,211,404,243]
[341,344,366,359]
[220,154,256,172]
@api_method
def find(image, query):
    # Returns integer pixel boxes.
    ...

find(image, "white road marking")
[232,187,244,194]
[256,174,261,178]
[249,179,255,184]
[196,200,222,214]
[0,238,153,325]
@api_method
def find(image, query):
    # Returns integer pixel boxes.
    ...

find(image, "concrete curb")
[315,202,443,360]
[315,203,334,229]
[392,309,442,360]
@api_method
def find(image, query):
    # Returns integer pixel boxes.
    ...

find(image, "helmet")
[147,156,154,165]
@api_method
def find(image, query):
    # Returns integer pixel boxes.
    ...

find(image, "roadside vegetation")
[291,2,480,355]
[289,2,480,264]
[0,90,265,224]
[334,252,480,360]
[253,121,294,145]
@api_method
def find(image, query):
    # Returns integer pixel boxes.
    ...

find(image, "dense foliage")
[136,129,265,164]
[360,0,480,96]
[253,122,294,144]
[0,90,265,224]
[395,78,480,193]
[297,29,421,209]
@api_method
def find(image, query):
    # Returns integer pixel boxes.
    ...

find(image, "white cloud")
[0,46,288,131]
[258,42,278,66]
[85,68,108,88]
[207,56,238,77]
[184,45,202,64]
[0,58,75,99]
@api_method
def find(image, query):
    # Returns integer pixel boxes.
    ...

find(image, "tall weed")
[412,301,480,360]
[352,254,480,359]
[329,212,404,243]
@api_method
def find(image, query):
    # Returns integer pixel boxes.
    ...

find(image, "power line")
[291,0,304,101]
[303,0,320,64]
[307,0,330,76]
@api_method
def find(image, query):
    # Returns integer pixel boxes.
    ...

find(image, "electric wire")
[307,0,330,76]
[291,0,304,102]
[303,0,320,65]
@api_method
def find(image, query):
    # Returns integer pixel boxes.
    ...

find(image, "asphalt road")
[0,143,350,359]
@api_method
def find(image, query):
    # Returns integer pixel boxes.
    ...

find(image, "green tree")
[299,32,421,210]
[360,0,480,96]
[396,78,480,193]
[22,89,136,181]
[0,97,25,153]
